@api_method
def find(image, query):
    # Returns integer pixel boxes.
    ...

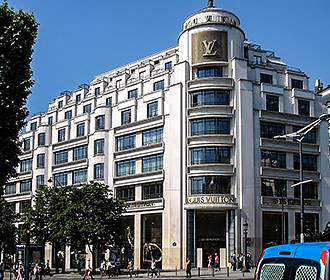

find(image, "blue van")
[255,243,330,280]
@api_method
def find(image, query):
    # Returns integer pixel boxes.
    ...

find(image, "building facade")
[4,2,330,270]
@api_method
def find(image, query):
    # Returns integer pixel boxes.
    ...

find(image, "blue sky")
[5,0,330,116]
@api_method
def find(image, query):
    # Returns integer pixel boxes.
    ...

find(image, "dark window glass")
[20,159,32,172]
[106,97,112,107]
[19,200,31,213]
[117,134,136,151]
[76,94,81,103]
[293,126,316,144]
[293,153,317,171]
[20,180,32,193]
[191,90,230,107]
[261,150,286,168]
[154,60,160,65]
[153,80,164,91]
[165,62,172,71]
[292,79,303,89]
[77,123,85,137]
[298,99,310,116]
[58,101,63,108]
[266,95,279,112]
[121,109,131,125]
[143,127,163,145]
[37,154,45,168]
[116,187,135,201]
[191,118,230,136]
[142,154,163,173]
[38,133,46,146]
[30,122,37,131]
[65,110,72,120]
[5,183,16,194]
[94,139,104,155]
[260,122,285,139]
[197,67,223,78]
[261,179,287,197]
[73,169,88,184]
[94,163,104,180]
[95,115,105,130]
[147,102,158,118]
[36,175,45,189]
[191,176,231,195]
[294,182,318,199]
[95,87,101,96]
[23,138,31,151]
[83,104,92,113]
[142,182,163,199]
[73,146,88,161]
[54,151,68,165]
[260,73,273,84]
[191,147,230,165]
[116,160,136,177]
[295,213,319,242]
[58,128,65,142]
[54,173,68,186]
[48,116,53,125]
[128,89,138,99]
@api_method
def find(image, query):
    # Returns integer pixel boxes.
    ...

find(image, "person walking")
[127,259,134,278]
[145,257,161,278]
[214,253,220,271]
[0,261,5,280]
[231,253,237,271]
[207,254,212,271]
[83,264,94,280]
[186,257,192,278]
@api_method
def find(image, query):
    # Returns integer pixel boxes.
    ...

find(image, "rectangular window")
[165,62,172,71]
[54,173,68,187]
[65,110,72,120]
[116,160,136,177]
[36,175,45,189]
[48,116,53,125]
[128,89,138,99]
[116,80,122,88]
[23,138,31,151]
[76,123,85,137]
[76,94,81,103]
[153,80,164,91]
[294,182,318,199]
[58,128,66,142]
[197,67,223,78]
[73,146,88,161]
[83,104,92,113]
[5,183,16,195]
[293,153,317,171]
[20,180,32,193]
[142,154,163,173]
[121,109,131,125]
[73,169,88,184]
[191,90,230,107]
[94,163,104,180]
[260,73,273,84]
[38,133,46,146]
[191,118,230,136]
[266,95,279,112]
[298,99,310,116]
[30,122,37,131]
[94,139,105,155]
[191,176,231,195]
[191,147,230,165]
[139,71,146,79]
[106,97,112,107]
[142,182,163,199]
[58,100,63,108]
[20,159,32,172]
[116,134,136,151]
[142,127,163,146]
[95,87,101,96]
[54,151,68,165]
[116,187,135,201]
[147,102,158,118]
[261,179,287,197]
[292,79,303,89]
[293,126,316,144]
[261,150,286,168]
[260,122,286,139]
[295,213,319,241]
[19,200,31,213]
[254,55,262,64]
[95,115,105,130]
[37,154,45,168]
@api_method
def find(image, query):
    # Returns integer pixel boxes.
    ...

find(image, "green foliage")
[0,198,17,255]
[0,2,38,190]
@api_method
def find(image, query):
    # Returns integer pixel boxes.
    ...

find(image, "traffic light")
[24,226,30,246]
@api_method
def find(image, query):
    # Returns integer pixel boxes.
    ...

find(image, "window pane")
[128,89,138,99]
[261,150,286,168]
[191,118,230,135]
[116,187,135,201]
[117,134,136,151]
[95,115,105,130]
[142,182,163,199]
[116,160,136,177]
[191,176,231,195]
[55,151,68,165]
[266,95,279,112]
[191,147,230,164]
[73,146,88,161]
[260,122,286,139]
[143,127,163,145]
[191,90,230,107]
[20,180,32,193]
[122,109,132,125]
[38,133,46,146]
[94,139,105,155]
[20,159,32,172]
[77,123,85,137]
[153,80,164,91]
[54,173,68,186]
[142,154,163,173]
[73,169,88,184]
[94,163,104,179]
[261,179,287,197]
[197,67,223,78]
[147,102,158,118]
[260,73,273,84]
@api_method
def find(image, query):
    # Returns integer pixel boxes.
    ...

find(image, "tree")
[0,2,38,192]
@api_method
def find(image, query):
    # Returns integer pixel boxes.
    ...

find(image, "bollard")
[212,268,215,277]
[198,267,201,277]
[147,268,149,276]
[227,267,229,277]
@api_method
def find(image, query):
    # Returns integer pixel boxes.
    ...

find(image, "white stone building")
[4,1,330,270]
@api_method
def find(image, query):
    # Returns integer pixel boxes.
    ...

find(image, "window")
[298,99,310,116]
[95,87,101,96]
[5,183,16,194]
[83,104,92,113]
[143,182,163,199]
[254,55,262,64]
[38,133,46,146]
[139,71,146,79]
[58,128,66,142]
[94,139,104,155]
[73,146,88,161]
[128,89,138,99]
[95,115,105,130]
[191,147,230,165]
[261,179,287,197]
[73,169,88,184]
[48,116,53,125]
[260,73,273,84]
[294,153,317,171]
[77,123,85,137]
[19,200,31,213]
[94,163,104,180]
[121,109,131,125]
[292,79,303,89]
[191,176,231,195]
[20,159,32,172]
[23,138,31,151]
[36,175,45,189]
[294,182,318,199]
[165,62,172,71]
[295,213,319,241]
[54,151,68,165]
[266,95,279,112]
[261,150,286,168]
[65,110,72,120]
[293,126,316,144]
[76,94,81,103]
[54,173,68,186]
[117,134,136,151]
[37,154,45,168]
[191,90,230,107]
[143,127,163,145]
[142,154,163,173]
[106,97,112,107]
[116,80,122,88]
[116,187,135,201]
[20,180,32,193]
[153,80,164,91]
[116,160,135,177]
[197,67,223,78]
[30,122,37,131]
[58,100,63,108]
[154,60,160,65]
[147,102,158,118]
[260,122,285,139]
[191,118,230,136]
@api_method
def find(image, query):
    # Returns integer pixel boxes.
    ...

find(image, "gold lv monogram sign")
[202,40,217,56]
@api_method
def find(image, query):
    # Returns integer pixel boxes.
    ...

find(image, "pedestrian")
[186,257,192,278]
[145,257,161,278]
[246,253,252,269]
[107,260,115,278]
[214,253,220,271]
[127,259,134,278]
[16,263,24,280]
[83,263,94,280]
[45,260,51,276]
[231,253,237,271]
[208,254,212,271]
[0,260,5,280]
[238,254,244,270]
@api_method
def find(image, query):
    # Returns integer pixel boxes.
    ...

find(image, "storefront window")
[191,176,231,195]
[262,212,288,248]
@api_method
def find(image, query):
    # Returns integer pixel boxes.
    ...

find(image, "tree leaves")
[0,198,17,255]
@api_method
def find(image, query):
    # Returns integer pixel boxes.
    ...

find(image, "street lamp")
[242,220,250,273]
[274,113,330,243]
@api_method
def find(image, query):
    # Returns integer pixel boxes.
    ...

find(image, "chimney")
[315,79,323,93]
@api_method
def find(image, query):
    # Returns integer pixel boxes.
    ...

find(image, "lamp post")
[242,220,250,273]
[274,113,330,243]
[281,185,285,244]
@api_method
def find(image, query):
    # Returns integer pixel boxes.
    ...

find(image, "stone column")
[134,214,141,269]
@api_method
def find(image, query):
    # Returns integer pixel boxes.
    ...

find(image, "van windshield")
[257,258,320,280]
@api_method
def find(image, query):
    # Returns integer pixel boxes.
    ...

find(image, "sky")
[5,0,330,116]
